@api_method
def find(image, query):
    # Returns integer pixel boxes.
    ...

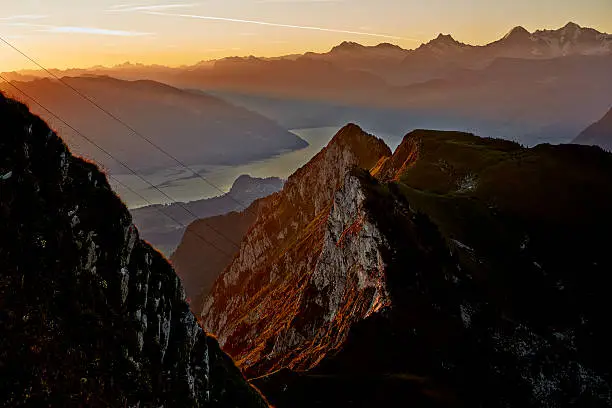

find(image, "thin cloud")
[6,21,153,37]
[108,3,195,12]
[41,26,154,36]
[256,0,343,3]
[145,11,415,41]
[0,15,47,21]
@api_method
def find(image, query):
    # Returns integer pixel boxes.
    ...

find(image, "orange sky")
[1,0,611,72]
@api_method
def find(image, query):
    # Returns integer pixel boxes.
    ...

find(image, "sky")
[1,0,611,71]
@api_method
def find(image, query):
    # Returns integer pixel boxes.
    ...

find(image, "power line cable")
[0,35,257,215]
[0,59,243,250]
[0,74,239,257]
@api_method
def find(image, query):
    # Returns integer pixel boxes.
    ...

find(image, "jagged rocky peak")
[281,123,390,220]
[430,33,462,45]
[0,93,268,407]
[419,33,468,53]
[503,25,532,40]
[330,41,367,52]
[198,124,392,377]
[562,21,581,31]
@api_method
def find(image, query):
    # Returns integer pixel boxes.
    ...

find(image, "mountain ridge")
[184,123,612,406]
[198,124,391,375]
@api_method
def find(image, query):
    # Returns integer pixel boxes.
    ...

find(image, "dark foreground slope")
[198,126,612,406]
[0,93,267,407]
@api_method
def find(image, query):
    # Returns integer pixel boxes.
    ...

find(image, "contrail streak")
[144,11,416,41]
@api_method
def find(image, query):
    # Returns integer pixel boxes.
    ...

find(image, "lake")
[111,126,401,209]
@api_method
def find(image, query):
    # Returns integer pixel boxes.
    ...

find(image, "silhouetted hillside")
[0,76,307,173]
[573,107,612,151]
[0,92,268,407]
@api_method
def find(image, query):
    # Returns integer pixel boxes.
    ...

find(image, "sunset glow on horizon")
[1,0,611,72]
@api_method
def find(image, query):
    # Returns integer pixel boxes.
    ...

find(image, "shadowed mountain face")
[0,93,268,407]
[0,77,307,173]
[573,107,612,151]
[130,175,284,256]
[171,208,259,316]
[190,125,612,406]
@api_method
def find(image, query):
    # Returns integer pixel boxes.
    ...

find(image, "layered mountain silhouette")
[4,23,611,146]
[0,76,307,173]
[178,124,612,406]
[0,92,268,406]
[573,107,612,151]
[130,175,284,256]
[10,22,609,87]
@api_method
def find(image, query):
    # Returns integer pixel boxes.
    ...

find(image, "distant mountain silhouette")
[7,22,610,87]
[0,76,307,172]
[130,175,284,256]
[4,23,611,146]
[573,107,612,151]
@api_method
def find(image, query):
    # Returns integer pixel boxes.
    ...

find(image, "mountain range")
[303,22,612,84]
[3,23,611,147]
[175,124,612,406]
[0,76,307,173]
[8,22,610,86]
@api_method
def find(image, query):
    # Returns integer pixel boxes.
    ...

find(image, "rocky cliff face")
[0,93,267,407]
[202,126,612,407]
[200,124,391,376]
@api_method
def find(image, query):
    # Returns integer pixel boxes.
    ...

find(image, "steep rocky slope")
[202,127,612,406]
[0,93,267,407]
[199,124,391,375]
[573,107,612,151]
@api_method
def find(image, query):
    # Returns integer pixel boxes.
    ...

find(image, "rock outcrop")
[0,93,267,407]
[200,124,391,375]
